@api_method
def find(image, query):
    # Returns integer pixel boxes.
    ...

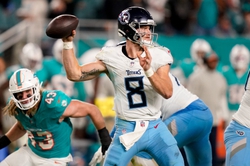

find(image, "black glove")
[98,127,112,155]
[0,135,11,149]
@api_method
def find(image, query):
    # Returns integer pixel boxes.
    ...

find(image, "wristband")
[63,42,73,49]
[144,67,154,77]
[98,127,112,155]
[0,135,11,149]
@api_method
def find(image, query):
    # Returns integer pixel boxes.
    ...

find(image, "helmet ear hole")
[134,33,140,41]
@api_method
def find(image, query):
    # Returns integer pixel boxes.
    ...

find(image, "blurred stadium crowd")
[0,0,250,166]
[2,0,250,36]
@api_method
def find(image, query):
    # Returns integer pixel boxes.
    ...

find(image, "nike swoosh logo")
[154,123,159,129]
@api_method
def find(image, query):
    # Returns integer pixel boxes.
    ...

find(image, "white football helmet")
[190,38,212,62]
[53,39,76,64]
[9,68,41,110]
[230,44,250,70]
[20,43,43,71]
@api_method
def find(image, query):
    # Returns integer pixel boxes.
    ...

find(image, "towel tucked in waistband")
[119,120,149,151]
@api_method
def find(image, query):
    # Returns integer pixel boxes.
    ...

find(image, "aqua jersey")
[222,66,248,112]
[35,58,86,101]
[14,90,72,158]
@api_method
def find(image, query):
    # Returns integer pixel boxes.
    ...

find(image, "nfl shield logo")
[130,61,134,68]
[122,129,126,134]
[140,121,145,127]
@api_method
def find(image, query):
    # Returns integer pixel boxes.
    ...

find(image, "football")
[46,14,79,39]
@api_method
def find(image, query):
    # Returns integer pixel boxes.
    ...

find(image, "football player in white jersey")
[61,6,184,166]
[90,72,213,166]
[224,70,250,165]
[131,73,213,166]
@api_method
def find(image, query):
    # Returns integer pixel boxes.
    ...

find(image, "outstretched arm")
[61,100,112,155]
[61,100,106,130]
[62,30,106,82]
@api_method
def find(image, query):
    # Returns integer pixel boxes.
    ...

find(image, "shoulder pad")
[117,41,126,46]
[158,46,170,51]
[153,46,172,56]
[43,90,71,109]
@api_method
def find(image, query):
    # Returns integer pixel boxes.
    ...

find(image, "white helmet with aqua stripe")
[9,68,41,110]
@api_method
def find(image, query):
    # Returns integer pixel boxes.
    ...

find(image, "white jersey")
[96,43,173,121]
[161,73,199,120]
[232,71,250,128]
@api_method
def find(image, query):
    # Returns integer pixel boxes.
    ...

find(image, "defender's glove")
[89,147,103,166]
[98,127,112,155]
[0,135,11,149]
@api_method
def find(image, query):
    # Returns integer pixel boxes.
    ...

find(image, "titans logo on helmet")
[119,10,130,25]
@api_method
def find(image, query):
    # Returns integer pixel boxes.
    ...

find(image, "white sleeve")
[150,47,173,71]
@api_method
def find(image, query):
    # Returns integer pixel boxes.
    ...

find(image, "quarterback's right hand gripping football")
[89,147,103,166]
[62,30,76,42]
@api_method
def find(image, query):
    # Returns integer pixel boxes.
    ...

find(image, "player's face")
[206,54,218,70]
[137,25,152,41]
[232,53,248,70]
[14,89,33,104]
